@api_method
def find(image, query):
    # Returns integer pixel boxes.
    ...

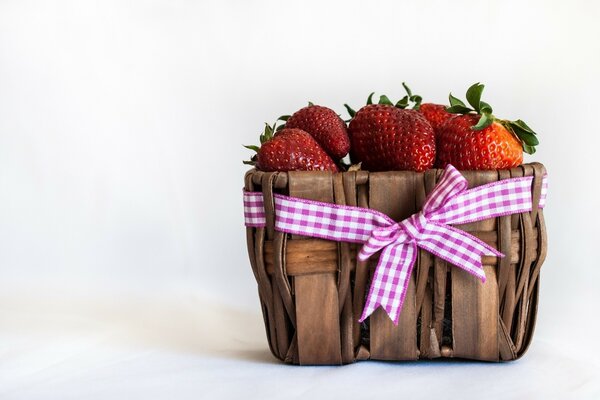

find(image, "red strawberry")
[395,83,453,133]
[418,103,453,132]
[285,104,350,160]
[437,115,523,169]
[348,104,435,172]
[244,124,338,172]
[437,83,539,170]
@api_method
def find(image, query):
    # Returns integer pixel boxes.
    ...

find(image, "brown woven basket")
[244,163,547,365]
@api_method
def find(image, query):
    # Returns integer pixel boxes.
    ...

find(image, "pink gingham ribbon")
[243,165,548,325]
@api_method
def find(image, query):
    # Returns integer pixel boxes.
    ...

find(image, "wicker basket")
[244,163,547,365]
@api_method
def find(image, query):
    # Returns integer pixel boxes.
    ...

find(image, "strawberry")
[347,103,435,172]
[396,83,453,133]
[436,83,539,170]
[244,123,338,172]
[284,104,350,160]
[436,114,524,169]
[418,103,453,132]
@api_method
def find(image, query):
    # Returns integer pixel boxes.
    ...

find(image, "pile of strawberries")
[244,83,539,172]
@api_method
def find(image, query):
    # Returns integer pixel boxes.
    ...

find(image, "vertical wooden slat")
[368,172,419,361]
[496,168,512,310]
[414,172,429,314]
[517,162,545,359]
[271,288,290,360]
[513,165,539,353]
[516,276,540,359]
[284,333,298,364]
[502,167,528,336]
[333,173,355,364]
[428,168,449,356]
[451,171,499,361]
[498,315,517,360]
[517,163,545,357]
[413,172,431,359]
[245,171,279,360]
[498,214,513,325]
[353,179,370,359]
[288,171,342,365]
[432,258,447,356]
[418,261,435,358]
[262,172,292,360]
[527,207,548,298]
[452,265,499,361]
[294,275,342,364]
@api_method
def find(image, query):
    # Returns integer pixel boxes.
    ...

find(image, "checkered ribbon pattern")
[243,165,548,325]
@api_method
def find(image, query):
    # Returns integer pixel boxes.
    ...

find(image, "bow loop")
[422,165,468,217]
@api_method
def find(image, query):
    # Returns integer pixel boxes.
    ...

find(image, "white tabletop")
[1,289,598,400]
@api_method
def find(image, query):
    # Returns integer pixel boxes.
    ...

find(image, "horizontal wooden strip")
[265,239,339,275]
[250,170,371,189]
[264,230,538,276]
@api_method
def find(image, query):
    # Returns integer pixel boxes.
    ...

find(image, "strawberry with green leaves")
[345,92,436,172]
[348,83,453,134]
[398,82,453,133]
[436,83,539,169]
[244,121,338,172]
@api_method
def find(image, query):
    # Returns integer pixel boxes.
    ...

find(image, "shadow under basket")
[244,163,547,365]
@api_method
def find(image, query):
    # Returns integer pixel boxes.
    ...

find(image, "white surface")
[1,0,600,399]
[1,292,599,399]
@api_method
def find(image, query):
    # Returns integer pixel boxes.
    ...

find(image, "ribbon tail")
[359,242,417,326]
[419,224,502,283]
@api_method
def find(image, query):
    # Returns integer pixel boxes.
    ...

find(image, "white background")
[1,0,599,398]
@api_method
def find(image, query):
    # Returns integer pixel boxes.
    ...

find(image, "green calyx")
[343,82,423,120]
[242,116,289,165]
[446,82,492,116]
[446,82,539,154]
[500,119,539,155]
[400,82,423,110]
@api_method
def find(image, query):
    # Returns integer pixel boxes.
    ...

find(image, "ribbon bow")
[243,165,548,325]
[357,166,502,324]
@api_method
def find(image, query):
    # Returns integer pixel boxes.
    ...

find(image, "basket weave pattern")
[244,163,547,365]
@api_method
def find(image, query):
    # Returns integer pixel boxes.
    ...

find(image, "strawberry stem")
[366,92,374,105]
[343,104,356,119]
[400,82,422,110]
